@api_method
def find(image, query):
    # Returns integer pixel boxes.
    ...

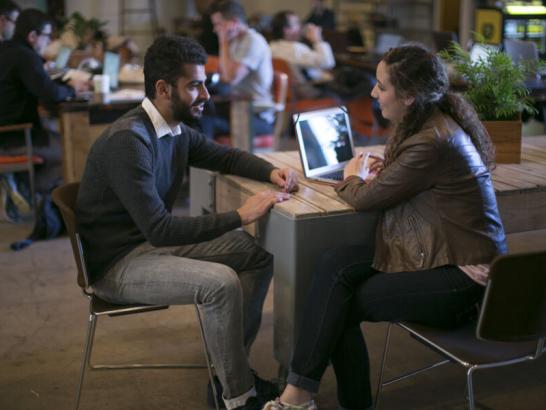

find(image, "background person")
[265,44,507,410]
[0,9,89,227]
[305,0,335,31]
[270,10,335,99]
[201,0,274,140]
[0,0,19,41]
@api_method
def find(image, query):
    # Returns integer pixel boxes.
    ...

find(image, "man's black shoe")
[207,372,280,409]
[252,370,279,401]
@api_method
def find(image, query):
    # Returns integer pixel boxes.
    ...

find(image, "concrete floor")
[2,200,546,410]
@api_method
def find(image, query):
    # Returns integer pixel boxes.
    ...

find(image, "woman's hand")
[344,153,385,182]
[368,154,384,175]
[343,153,365,179]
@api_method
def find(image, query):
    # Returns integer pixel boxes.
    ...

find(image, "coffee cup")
[93,74,110,94]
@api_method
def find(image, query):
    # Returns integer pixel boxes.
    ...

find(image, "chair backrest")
[272,70,288,108]
[477,250,546,342]
[504,39,539,65]
[51,182,90,289]
[272,58,295,102]
[271,57,338,113]
[205,55,220,74]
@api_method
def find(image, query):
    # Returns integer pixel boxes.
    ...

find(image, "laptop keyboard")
[321,169,344,181]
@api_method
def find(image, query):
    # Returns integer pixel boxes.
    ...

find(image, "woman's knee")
[316,246,373,285]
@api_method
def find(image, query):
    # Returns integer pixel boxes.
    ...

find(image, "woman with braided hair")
[264,44,507,410]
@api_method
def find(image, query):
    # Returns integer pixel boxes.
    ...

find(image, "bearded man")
[76,36,298,410]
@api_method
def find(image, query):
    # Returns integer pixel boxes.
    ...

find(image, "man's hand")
[303,23,322,44]
[68,78,91,93]
[237,190,291,225]
[270,168,299,192]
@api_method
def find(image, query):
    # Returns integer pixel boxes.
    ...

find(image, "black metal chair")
[52,182,220,410]
[374,251,546,410]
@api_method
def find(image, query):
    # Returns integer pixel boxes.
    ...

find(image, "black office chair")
[51,182,220,410]
[374,251,546,410]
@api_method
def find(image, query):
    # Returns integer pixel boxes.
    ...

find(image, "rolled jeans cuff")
[286,371,320,394]
[224,386,256,410]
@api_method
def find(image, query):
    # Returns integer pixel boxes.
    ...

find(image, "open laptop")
[294,106,355,184]
[48,46,73,80]
[103,51,120,90]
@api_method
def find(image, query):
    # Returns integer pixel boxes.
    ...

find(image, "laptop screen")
[103,51,120,90]
[55,47,72,69]
[294,107,354,177]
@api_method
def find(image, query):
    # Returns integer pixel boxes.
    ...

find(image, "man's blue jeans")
[93,230,273,408]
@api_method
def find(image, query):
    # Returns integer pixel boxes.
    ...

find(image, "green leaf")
[440,41,542,120]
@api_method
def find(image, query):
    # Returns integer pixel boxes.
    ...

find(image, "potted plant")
[61,12,108,50]
[440,41,541,163]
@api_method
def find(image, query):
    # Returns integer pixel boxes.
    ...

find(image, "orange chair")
[205,55,220,74]
[0,123,44,215]
[272,57,338,114]
[272,58,388,140]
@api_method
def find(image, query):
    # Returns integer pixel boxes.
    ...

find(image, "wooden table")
[59,92,143,183]
[59,93,253,184]
[190,136,546,371]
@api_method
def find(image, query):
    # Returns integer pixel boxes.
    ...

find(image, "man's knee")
[210,264,243,301]
[225,230,274,270]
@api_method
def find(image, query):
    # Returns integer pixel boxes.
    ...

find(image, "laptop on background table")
[294,106,355,184]
[103,51,120,90]
[48,46,73,80]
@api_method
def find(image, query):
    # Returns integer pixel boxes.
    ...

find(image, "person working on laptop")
[0,9,89,197]
[77,35,298,410]
[264,44,507,410]
[0,0,19,42]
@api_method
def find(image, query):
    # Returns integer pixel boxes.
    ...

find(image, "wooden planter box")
[482,120,522,164]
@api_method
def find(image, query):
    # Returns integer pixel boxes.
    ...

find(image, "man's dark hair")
[13,8,52,41]
[210,0,246,24]
[271,10,294,41]
[144,35,208,99]
[0,0,20,16]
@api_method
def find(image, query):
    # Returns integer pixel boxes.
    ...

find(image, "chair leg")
[194,299,220,410]
[75,313,98,410]
[374,323,393,410]
[22,127,37,217]
[466,367,476,410]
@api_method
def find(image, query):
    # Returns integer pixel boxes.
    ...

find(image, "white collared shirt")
[141,97,182,139]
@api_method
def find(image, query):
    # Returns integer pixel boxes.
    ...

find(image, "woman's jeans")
[93,230,273,408]
[288,245,484,410]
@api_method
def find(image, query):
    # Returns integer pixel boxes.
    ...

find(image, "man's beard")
[170,91,206,127]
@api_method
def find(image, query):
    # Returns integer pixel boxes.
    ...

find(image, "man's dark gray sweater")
[76,106,275,284]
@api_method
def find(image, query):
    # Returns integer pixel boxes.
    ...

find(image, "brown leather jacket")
[336,110,507,273]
